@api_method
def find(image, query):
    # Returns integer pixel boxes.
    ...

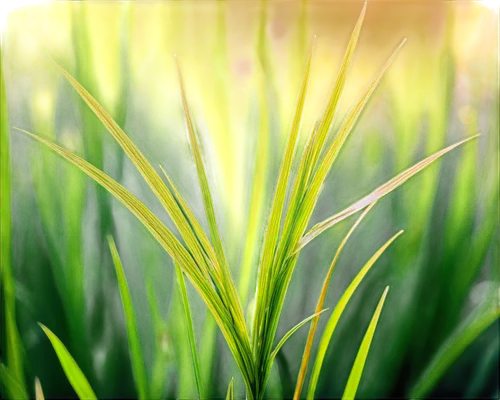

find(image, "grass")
[1,2,497,399]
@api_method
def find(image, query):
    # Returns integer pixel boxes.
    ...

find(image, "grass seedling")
[17,4,480,399]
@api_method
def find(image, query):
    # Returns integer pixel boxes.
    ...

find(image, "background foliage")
[1,1,498,398]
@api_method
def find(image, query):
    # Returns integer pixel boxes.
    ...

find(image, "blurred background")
[1,0,498,398]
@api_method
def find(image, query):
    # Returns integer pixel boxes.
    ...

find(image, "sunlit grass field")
[1,1,498,399]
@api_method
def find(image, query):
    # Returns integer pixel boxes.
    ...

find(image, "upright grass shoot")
[38,324,96,400]
[108,237,149,400]
[342,287,390,400]
[175,264,204,399]
[18,4,480,399]
[35,377,45,400]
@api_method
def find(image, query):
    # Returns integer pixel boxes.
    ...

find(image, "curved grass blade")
[35,377,45,400]
[293,202,375,400]
[298,134,480,251]
[226,377,235,400]
[174,56,249,352]
[307,231,403,399]
[108,237,149,400]
[253,33,315,354]
[238,45,271,305]
[305,2,366,179]
[176,264,204,399]
[0,364,28,400]
[159,166,221,285]
[174,55,228,271]
[15,129,255,398]
[39,324,96,400]
[269,309,327,364]
[342,286,390,400]
[409,301,500,399]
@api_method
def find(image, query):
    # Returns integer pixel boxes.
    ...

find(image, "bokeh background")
[1,0,498,398]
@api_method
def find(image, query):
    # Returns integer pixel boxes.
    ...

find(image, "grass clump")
[15,4,480,399]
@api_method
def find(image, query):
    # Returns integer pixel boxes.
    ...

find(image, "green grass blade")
[299,134,479,250]
[174,57,250,352]
[307,231,402,400]
[253,34,315,352]
[35,377,45,400]
[238,44,272,305]
[174,55,228,271]
[293,202,375,400]
[342,286,389,400]
[225,377,234,400]
[269,309,327,364]
[0,365,28,400]
[409,302,500,399]
[159,166,222,284]
[175,264,204,399]
[305,2,366,178]
[39,324,96,400]
[108,237,149,400]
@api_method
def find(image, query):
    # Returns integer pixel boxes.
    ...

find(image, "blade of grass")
[175,263,204,399]
[305,2,366,180]
[174,55,228,272]
[269,309,327,364]
[0,365,28,400]
[159,166,221,285]
[409,301,500,399]
[237,46,271,306]
[293,202,376,400]
[39,324,97,400]
[307,231,403,399]
[342,286,390,400]
[252,34,315,353]
[108,236,149,400]
[175,57,253,364]
[35,377,45,400]
[298,135,480,251]
[226,377,234,400]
